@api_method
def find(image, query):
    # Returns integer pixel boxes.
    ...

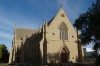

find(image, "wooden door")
[61,48,67,63]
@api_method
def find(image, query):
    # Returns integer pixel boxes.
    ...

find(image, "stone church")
[9,7,84,64]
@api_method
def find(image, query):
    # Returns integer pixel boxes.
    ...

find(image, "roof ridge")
[16,27,36,31]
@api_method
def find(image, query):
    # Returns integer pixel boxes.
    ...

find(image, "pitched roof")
[48,16,55,26]
[47,8,66,26]
[15,28,36,40]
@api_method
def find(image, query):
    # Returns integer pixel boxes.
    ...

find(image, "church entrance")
[61,48,69,63]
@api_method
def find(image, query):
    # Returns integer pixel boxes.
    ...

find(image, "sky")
[0,0,96,51]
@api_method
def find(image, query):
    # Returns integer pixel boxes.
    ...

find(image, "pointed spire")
[38,26,40,33]
[36,28,38,33]
[14,24,16,33]
[42,19,45,27]
[14,24,16,41]
[45,20,48,27]
[39,25,40,30]
[39,24,42,32]
[14,24,16,29]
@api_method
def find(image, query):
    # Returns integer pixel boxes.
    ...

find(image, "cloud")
[0,32,13,40]
[0,8,38,29]
[0,8,39,40]
[0,16,14,30]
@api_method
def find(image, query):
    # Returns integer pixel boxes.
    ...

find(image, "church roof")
[15,28,36,40]
[47,8,68,26]
[48,16,55,26]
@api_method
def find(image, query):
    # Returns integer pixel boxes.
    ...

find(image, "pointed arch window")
[59,22,68,40]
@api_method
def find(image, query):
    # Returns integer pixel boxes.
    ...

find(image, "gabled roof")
[47,8,68,26]
[15,28,36,40]
[48,16,55,26]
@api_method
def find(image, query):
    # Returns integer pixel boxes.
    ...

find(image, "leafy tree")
[84,53,88,62]
[96,54,100,65]
[0,44,9,62]
[74,0,100,64]
[74,0,100,50]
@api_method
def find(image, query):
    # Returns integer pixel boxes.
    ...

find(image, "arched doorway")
[61,47,69,63]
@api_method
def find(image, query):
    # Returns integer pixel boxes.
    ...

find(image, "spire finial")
[60,4,63,8]
[14,24,16,29]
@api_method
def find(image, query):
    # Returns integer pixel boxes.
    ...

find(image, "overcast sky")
[0,0,95,51]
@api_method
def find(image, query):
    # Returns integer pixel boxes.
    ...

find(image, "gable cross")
[60,4,63,8]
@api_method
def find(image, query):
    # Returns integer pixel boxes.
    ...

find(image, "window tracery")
[59,22,68,40]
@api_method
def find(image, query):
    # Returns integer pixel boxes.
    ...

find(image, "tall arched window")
[59,22,68,40]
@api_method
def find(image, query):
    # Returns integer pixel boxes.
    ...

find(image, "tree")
[0,44,9,62]
[74,0,100,64]
[74,0,100,49]
[84,53,88,62]
[96,54,100,65]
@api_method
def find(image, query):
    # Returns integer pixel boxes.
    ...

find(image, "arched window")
[59,22,68,40]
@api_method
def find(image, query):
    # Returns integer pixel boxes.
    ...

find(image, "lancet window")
[59,22,68,40]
